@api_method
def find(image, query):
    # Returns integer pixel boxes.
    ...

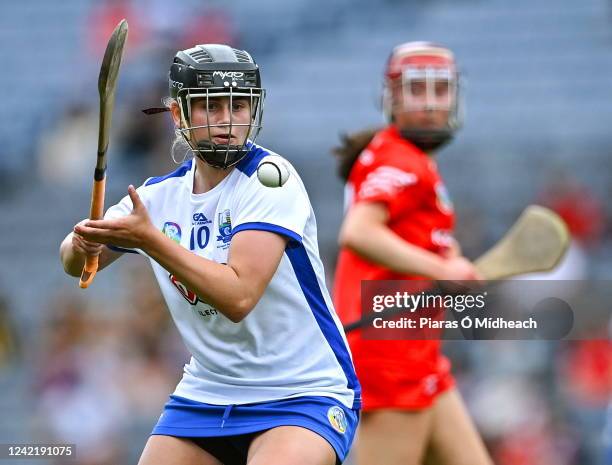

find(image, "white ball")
[257,156,290,188]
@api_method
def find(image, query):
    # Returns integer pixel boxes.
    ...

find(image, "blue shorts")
[152,395,359,464]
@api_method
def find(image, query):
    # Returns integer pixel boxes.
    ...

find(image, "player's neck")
[193,159,233,194]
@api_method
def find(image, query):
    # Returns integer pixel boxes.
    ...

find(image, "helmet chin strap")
[399,128,454,152]
[192,139,249,169]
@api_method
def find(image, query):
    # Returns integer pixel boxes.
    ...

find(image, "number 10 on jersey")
[190,225,210,250]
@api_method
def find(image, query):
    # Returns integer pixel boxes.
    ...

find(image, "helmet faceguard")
[169,44,265,169]
[383,42,462,152]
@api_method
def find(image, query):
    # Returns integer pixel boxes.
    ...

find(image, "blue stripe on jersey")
[145,159,193,186]
[285,243,362,409]
[107,245,139,254]
[231,222,302,244]
[235,145,269,177]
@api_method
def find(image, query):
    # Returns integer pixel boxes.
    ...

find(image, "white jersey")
[105,145,361,409]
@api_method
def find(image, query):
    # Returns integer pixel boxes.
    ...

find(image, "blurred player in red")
[333,42,492,465]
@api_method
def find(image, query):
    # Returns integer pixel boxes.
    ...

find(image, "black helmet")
[169,44,265,169]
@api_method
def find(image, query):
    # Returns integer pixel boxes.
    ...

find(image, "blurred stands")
[0,0,94,174]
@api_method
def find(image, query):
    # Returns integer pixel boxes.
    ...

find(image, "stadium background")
[0,0,610,464]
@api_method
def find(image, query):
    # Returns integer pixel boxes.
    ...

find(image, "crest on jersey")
[217,209,232,247]
[327,406,348,434]
[435,183,453,214]
[162,222,182,243]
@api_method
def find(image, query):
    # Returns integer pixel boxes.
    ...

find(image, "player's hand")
[439,256,484,281]
[441,237,461,259]
[72,219,104,256]
[75,185,155,249]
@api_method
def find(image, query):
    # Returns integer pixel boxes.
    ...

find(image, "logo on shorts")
[327,406,347,434]
[162,222,182,243]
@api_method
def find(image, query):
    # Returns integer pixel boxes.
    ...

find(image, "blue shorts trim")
[152,395,359,462]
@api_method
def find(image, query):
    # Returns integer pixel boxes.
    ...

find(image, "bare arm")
[339,202,480,280]
[74,186,287,322]
[60,220,123,277]
[143,228,286,322]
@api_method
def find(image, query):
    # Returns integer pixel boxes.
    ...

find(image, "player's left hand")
[75,185,155,249]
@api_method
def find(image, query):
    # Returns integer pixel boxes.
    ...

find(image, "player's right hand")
[439,256,483,281]
[72,219,104,256]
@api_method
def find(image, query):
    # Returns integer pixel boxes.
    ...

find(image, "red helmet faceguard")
[383,41,462,151]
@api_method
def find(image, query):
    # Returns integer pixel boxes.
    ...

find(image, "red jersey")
[333,125,456,409]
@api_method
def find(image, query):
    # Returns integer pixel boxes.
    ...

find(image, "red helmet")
[383,41,462,151]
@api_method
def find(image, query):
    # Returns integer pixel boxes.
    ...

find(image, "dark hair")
[332,127,381,181]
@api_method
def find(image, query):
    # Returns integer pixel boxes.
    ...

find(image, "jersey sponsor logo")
[197,308,218,318]
[435,182,453,214]
[327,406,348,434]
[168,274,219,319]
[162,222,182,243]
[359,166,417,199]
[431,229,454,248]
[216,209,232,248]
[170,273,199,305]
